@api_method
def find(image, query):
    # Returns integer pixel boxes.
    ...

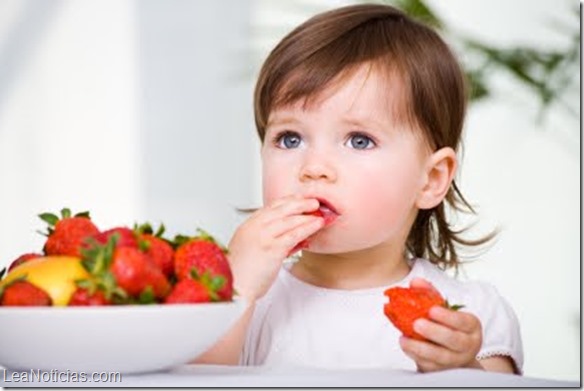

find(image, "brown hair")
[253,4,494,270]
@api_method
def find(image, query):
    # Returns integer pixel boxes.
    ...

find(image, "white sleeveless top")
[240,258,523,372]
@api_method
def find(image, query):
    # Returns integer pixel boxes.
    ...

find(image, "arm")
[480,356,517,374]
[193,302,256,364]
[194,195,324,365]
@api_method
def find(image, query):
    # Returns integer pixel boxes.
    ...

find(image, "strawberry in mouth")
[287,198,339,257]
[306,198,338,226]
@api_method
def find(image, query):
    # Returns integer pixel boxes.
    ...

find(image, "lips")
[306,197,339,226]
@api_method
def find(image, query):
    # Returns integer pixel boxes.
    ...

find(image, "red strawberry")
[142,234,174,277]
[164,270,225,304]
[68,288,110,306]
[0,280,52,306]
[40,209,100,257]
[288,239,310,257]
[173,231,233,300]
[134,222,174,277]
[383,286,462,341]
[91,227,138,249]
[8,252,43,272]
[165,279,210,304]
[110,247,170,299]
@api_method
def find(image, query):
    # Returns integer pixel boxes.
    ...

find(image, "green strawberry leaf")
[60,208,72,219]
[0,267,6,280]
[138,286,156,304]
[209,276,226,292]
[172,234,192,249]
[138,238,151,252]
[445,299,465,311]
[189,267,201,280]
[195,228,215,243]
[75,278,93,291]
[154,224,166,238]
[134,222,166,239]
[81,234,118,275]
[134,222,153,235]
[38,213,59,227]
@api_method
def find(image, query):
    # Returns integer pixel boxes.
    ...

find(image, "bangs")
[255,14,415,140]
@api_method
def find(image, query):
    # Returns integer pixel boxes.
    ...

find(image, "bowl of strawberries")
[0,208,246,374]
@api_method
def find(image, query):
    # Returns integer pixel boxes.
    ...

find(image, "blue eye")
[276,131,302,149]
[347,133,375,150]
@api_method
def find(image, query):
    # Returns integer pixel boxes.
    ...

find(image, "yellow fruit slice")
[0,256,89,306]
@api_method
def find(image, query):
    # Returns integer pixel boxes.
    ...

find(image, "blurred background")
[0,0,579,381]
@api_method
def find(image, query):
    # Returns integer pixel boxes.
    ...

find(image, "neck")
[291,242,411,290]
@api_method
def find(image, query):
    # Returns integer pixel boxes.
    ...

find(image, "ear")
[416,147,457,210]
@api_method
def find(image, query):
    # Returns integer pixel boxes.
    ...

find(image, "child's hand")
[228,195,325,303]
[398,278,483,372]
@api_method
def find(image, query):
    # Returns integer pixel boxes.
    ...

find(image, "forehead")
[269,64,409,125]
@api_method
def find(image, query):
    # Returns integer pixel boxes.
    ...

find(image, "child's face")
[261,65,432,254]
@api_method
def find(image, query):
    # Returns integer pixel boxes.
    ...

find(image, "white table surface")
[0,365,580,388]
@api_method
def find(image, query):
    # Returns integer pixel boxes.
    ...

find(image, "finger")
[260,198,320,224]
[277,217,325,250]
[429,306,482,334]
[401,349,442,373]
[399,336,455,368]
[413,318,469,353]
[265,194,304,209]
[264,214,323,239]
[414,359,442,373]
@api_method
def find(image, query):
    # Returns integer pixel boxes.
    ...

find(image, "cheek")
[261,154,293,205]
[347,163,422,233]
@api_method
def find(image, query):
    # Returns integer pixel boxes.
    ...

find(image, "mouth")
[308,197,339,226]
[288,197,339,257]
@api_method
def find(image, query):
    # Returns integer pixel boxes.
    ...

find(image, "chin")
[304,237,362,255]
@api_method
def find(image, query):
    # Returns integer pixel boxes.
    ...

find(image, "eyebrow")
[340,115,389,131]
[266,114,301,128]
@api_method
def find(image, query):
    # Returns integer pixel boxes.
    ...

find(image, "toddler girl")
[197,3,522,374]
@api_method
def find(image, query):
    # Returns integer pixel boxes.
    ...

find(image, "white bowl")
[0,300,246,374]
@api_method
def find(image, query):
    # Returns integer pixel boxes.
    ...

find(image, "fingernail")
[413,319,425,333]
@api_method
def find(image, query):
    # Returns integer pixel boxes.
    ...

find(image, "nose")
[299,151,337,183]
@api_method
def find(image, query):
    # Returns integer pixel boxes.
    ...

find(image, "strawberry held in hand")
[383,286,463,341]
